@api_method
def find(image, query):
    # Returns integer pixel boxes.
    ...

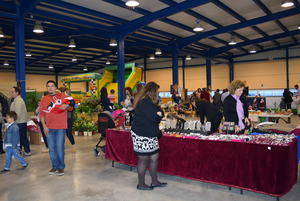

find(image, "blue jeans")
[47,129,66,169]
[4,147,27,170]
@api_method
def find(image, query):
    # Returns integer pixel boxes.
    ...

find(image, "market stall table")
[105,129,298,199]
[249,112,293,123]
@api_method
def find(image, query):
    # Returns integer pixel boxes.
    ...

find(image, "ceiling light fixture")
[149,54,155,60]
[0,28,4,38]
[68,39,76,48]
[33,21,44,34]
[71,56,77,62]
[298,25,300,30]
[106,60,111,65]
[109,39,117,47]
[125,0,140,7]
[193,19,204,32]
[281,0,294,8]
[155,48,162,55]
[3,60,9,66]
[83,67,88,71]
[48,63,54,69]
[228,35,237,45]
[25,50,32,57]
[186,55,192,60]
[249,48,257,54]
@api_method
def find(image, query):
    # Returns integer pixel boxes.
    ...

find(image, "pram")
[94,111,115,156]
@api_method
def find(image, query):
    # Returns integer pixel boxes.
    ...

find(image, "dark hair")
[46,80,58,88]
[216,89,220,93]
[7,111,17,121]
[12,87,20,95]
[295,84,299,89]
[125,87,133,96]
[100,87,108,99]
[59,87,67,92]
[110,89,115,94]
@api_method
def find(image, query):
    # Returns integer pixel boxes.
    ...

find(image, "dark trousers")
[0,123,4,153]
[286,103,292,110]
[66,117,75,145]
[38,121,48,148]
[208,113,223,133]
[18,123,30,153]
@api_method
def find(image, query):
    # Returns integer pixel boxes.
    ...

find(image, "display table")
[249,112,292,123]
[105,129,298,198]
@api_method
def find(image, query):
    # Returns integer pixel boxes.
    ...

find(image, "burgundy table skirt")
[105,129,298,197]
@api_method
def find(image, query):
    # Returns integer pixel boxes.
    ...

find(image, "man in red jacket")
[39,80,72,176]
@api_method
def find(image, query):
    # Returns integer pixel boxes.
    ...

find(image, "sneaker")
[21,164,28,170]
[48,168,57,175]
[0,169,10,174]
[24,152,31,156]
[57,169,64,176]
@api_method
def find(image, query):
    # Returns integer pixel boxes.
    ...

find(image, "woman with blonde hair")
[223,80,250,133]
[131,82,167,190]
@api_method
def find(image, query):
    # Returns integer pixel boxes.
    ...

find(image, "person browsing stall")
[131,82,167,191]
[223,80,250,133]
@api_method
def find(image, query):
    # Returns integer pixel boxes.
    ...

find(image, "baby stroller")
[94,111,115,156]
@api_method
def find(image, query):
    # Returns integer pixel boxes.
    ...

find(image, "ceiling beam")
[177,7,300,48]
[115,0,212,36]
[210,29,300,56]
[212,0,279,48]
[232,42,300,58]
[252,0,298,43]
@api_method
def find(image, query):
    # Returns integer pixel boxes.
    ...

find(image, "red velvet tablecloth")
[105,129,298,197]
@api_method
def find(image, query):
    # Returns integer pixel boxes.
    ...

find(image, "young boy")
[0,111,28,173]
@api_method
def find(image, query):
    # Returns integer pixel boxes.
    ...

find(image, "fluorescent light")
[48,64,54,69]
[298,25,300,30]
[193,25,204,32]
[33,21,44,34]
[68,39,76,48]
[106,60,111,65]
[281,0,294,7]
[109,39,117,47]
[3,60,9,66]
[155,48,162,55]
[83,67,88,71]
[0,28,4,38]
[149,54,155,60]
[186,55,192,60]
[71,56,77,62]
[125,0,139,7]
[228,35,237,45]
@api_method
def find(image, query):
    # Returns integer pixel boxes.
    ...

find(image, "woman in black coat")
[131,82,167,190]
[223,80,250,133]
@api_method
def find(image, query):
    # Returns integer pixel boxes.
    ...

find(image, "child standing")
[0,111,28,173]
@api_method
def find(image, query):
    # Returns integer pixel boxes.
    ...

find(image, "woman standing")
[223,80,250,133]
[283,88,293,110]
[131,82,167,190]
[100,87,114,112]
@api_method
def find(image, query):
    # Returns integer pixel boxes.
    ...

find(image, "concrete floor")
[0,135,299,201]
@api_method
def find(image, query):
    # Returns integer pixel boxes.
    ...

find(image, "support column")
[286,48,289,88]
[206,58,212,88]
[15,7,26,100]
[229,59,234,82]
[182,57,186,89]
[117,36,125,103]
[55,72,59,85]
[143,57,147,82]
[172,48,179,85]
